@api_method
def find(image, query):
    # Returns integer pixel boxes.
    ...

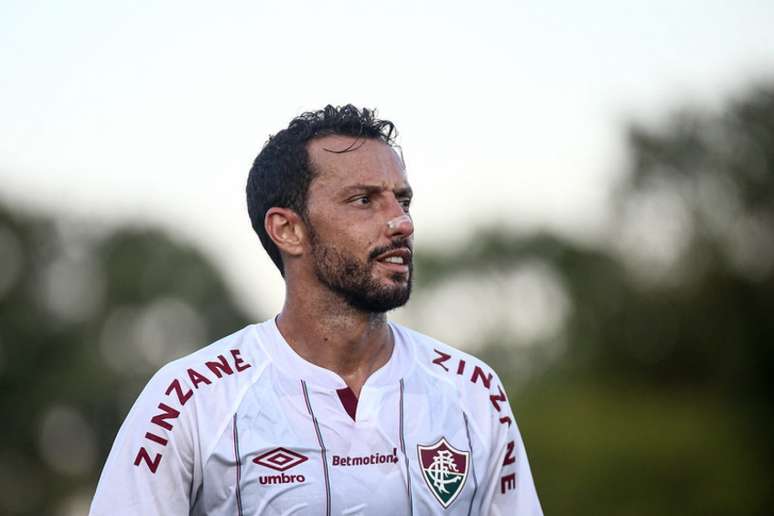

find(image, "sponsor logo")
[253,447,308,471]
[431,349,513,427]
[417,437,469,509]
[133,349,252,473]
[259,473,305,485]
[253,448,308,485]
[331,448,399,466]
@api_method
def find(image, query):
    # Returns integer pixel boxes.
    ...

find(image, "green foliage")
[416,81,774,515]
[0,206,250,515]
[1,80,772,515]
[514,379,769,516]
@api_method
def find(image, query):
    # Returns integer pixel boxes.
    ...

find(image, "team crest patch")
[417,437,469,508]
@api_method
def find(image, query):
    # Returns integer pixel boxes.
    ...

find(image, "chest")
[195,375,485,516]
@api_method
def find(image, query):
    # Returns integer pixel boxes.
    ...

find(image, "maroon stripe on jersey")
[233,414,244,516]
[399,379,414,515]
[336,387,358,421]
[463,411,479,516]
[301,380,331,516]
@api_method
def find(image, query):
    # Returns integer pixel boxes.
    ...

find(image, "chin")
[348,282,412,314]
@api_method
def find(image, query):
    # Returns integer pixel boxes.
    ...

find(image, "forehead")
[306,135,407,190]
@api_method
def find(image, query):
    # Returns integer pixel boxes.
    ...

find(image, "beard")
[307,225,413,314]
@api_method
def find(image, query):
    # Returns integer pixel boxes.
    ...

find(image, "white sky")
[2,0,773,317]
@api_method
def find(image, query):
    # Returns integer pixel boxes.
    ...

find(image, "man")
[90,105,543,515]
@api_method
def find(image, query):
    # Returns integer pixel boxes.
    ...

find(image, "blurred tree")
[413,81,774,515]
[0,204,251,515]
[2,80,772,516]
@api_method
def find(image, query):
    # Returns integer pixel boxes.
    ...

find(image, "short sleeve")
[89,369,198,516]
[478,379,543,515]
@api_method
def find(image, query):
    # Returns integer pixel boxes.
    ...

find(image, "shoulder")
[393,323,504,390]
[138,322,277,419]
[151,323,266,385]
[91,323,280,510]
[122,323,274,472]
[392,323,514,427]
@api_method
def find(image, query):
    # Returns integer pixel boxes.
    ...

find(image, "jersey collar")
[255,316,414,391]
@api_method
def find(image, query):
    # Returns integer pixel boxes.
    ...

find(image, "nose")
[386,213,414,238]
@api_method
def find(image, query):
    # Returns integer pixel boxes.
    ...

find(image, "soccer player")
[90,105,543,515]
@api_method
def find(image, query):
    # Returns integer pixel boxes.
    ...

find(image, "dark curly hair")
[246,104,398,275]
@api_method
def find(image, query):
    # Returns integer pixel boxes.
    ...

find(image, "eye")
[352,195,371,206]
[399,196,412,211]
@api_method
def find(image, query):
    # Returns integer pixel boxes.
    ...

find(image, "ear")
[264,207,306,259]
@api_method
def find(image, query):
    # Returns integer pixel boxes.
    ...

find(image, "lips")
[373,247,412,266]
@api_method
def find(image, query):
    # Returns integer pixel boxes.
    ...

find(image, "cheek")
[307,212,381,254]
[315,227,375,257]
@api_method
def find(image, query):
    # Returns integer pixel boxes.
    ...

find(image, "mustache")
[368,239,413,261]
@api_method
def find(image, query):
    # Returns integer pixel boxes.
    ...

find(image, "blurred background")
[2,1,773,514]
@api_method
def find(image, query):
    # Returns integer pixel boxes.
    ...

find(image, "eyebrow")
[341,184,413,197]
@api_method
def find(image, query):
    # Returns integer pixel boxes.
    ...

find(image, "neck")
[276,282,393,397]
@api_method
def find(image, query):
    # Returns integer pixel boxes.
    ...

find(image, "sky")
[2,0,774,317]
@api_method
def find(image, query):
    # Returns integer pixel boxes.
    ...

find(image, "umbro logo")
[253,447,308,471]
[253,447,308,485]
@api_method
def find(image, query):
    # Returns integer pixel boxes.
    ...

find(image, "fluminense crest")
[417,437,469,508]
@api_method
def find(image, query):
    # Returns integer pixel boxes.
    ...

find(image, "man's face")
[303,135,414,313]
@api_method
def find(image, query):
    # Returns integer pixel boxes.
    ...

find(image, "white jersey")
[90,319,543,515]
